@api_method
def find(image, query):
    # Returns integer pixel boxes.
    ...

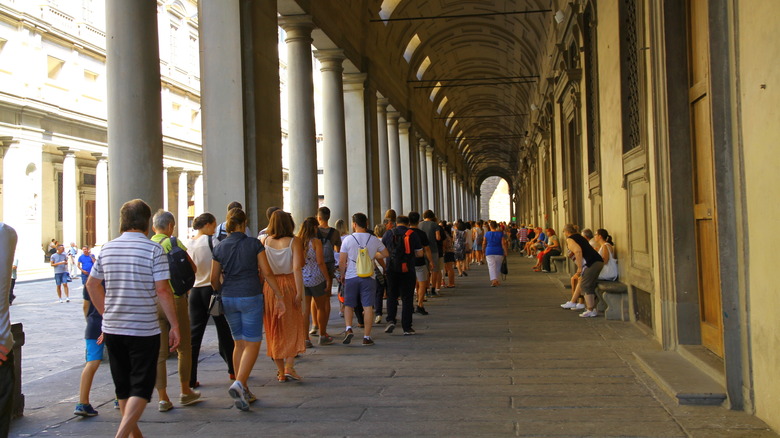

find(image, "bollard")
[10,323,24,418]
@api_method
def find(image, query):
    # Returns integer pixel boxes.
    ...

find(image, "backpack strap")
[207,235,214,252]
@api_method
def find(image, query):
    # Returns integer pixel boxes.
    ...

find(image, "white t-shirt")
[187,235,214,288]
[339,232,385,280]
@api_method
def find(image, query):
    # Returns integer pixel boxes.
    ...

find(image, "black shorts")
[104,333,160,401]
[444,252,455,263]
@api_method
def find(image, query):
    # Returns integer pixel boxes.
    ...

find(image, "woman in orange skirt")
[260,210,306,381]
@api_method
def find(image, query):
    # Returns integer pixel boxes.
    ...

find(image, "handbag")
[208,292,223,317]
[500,256,509,279]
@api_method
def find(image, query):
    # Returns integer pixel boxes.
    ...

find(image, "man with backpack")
[338,213,388,346]
[150,210,200,411]
[382,215,423,336]
[215,201,243,242]
[315,207,340,331]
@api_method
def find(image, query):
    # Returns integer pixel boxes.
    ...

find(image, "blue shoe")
[74,403,98,417]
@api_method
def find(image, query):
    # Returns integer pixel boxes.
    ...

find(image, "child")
[73,289,103,417]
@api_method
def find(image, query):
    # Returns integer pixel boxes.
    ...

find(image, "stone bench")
[550,255,568,273]
[596,281,629,321]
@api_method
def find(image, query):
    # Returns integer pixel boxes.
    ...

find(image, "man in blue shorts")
[74,288,103,417]
[50,244,70,303]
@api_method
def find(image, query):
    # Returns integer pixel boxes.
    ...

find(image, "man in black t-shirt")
[408,212,433,315]
[381,216,423,335]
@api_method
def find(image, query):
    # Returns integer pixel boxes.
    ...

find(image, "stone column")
[92,153,109,245]
[164,167,173,211]
[279,16,317,226]
[2,139,44,263]
[193,172,204,217]
[386,110,402,213]
[398,120,412,215]
[314,49,348,225]
[177,171,189,238]
[106,0,163,238]
[440,162,449,220]
[199,0,245,216]
[343,73,369,215]
[58,148,78,246]
[425,144,435,214]
[376,98,390,213]
[418,141,429,211]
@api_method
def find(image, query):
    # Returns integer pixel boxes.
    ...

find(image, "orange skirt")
[263,273,305,359]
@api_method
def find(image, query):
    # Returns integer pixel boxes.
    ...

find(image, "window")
[449,119,459,134]
[429,82,442,101]
[189,35,198,73]
[445,111,455,127]
[47,56,65,80]
[82,0,95,25]
[378,0,402,22]
[169,24,179,66]
[84,70,98,83]
[436,96,448,114]
[403,34,421,62]
[416,56,431,80]
[83,173,96,186]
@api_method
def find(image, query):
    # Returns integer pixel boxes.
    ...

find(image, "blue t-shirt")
[212,232,265,298]
[537,232,547,244]
[484,231,505,256]
[84,296,103,340]
[51,253,68,274]
[79,254,95,276]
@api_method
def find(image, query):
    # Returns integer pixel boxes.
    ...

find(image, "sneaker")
[384,322,395,334]
[579,309,598,318]
[113,399,119,409]
[74,403,98,417]
[339,311,344,318]
[158,400,173,412]
[180,391,201,406]
[416,306,429,315]
[318,335,334,345]
[403,329,416,336]
[570,303,586,310]
[244,388,257,404]
[362,337,375,346]
[374,315,382,324]
[342,328,354,344]
[66,298,70,302]
[59,298,63,303]
[228,380,249,411]
[309,327,318,335]
[560,301,577,309]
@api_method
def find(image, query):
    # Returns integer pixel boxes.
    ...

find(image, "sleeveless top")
[265,237,294,275]
[484,231,504,256]
[598,243,619,281]
[568,234,602,267]
[302,240,325,287]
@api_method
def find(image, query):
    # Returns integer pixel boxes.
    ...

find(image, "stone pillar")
[92,153,109,245]
[343,73,369,215]
[199,0,245,217]
[398,120,412,215]
[425,144,435,214]
[418,141,429,211]
[376,98,390,213]
[162,167,169,212]
[314,49,348,225]
[106,0,163,238]
[177,170,189,238]
[59,148,78,246]
[279,16,317,226]
[386,110,402,214]
[193,172,204,217]
[440,162,449,220]
[2,140,44,263]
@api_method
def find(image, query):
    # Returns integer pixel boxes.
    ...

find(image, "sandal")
[284,368,302,381]
[277,371,287,383]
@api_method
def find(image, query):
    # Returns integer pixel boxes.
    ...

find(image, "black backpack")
[318,228,337,264]
[163,236,196,296]
[387,228,416,274]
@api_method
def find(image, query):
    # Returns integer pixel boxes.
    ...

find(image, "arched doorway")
[480,176,511,223]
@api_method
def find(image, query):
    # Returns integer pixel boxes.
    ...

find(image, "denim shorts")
[222,294,264,342]
[54,272,70,285]
[86,339,104,362]
[344,277,376,308]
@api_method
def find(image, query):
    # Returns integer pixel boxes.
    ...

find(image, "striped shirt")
[90,232,170,337]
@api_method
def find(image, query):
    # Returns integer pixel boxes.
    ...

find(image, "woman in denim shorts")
[211,207,285,411]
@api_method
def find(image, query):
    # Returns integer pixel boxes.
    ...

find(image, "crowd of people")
[68,198,521,437]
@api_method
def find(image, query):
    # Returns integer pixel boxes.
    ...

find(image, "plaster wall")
[738,1,780,431]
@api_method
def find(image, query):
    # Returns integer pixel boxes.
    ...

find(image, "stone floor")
[8,254,778,437]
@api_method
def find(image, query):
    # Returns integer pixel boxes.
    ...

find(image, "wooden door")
[687,0,723,357]
[84,200,96,248]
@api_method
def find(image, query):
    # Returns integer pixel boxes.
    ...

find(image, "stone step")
[634,351,727,406]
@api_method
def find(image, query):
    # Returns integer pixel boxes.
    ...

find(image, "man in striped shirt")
[86,199,179,438]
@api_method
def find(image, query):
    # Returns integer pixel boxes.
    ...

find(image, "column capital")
[343,72,367,85]
[399,120,411,130]
[278,15,315,43]
[387,111,400,123]
[91,152,107,161]
[377,97,389,110]
[314,49,345,73]
[57,146,76,157]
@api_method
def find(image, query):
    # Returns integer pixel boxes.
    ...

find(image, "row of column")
[104,1,479,237]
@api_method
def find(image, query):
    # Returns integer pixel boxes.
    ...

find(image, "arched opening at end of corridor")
[480,176,511,223]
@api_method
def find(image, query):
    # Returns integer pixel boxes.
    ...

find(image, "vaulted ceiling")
[280,0,553,192]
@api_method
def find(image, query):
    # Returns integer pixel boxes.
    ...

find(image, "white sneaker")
[571,303,586,310]
[579,309,598,318]
[560,302,577,309]
[374,315,382,324]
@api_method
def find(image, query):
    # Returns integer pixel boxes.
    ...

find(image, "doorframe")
[652,0,746,409]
